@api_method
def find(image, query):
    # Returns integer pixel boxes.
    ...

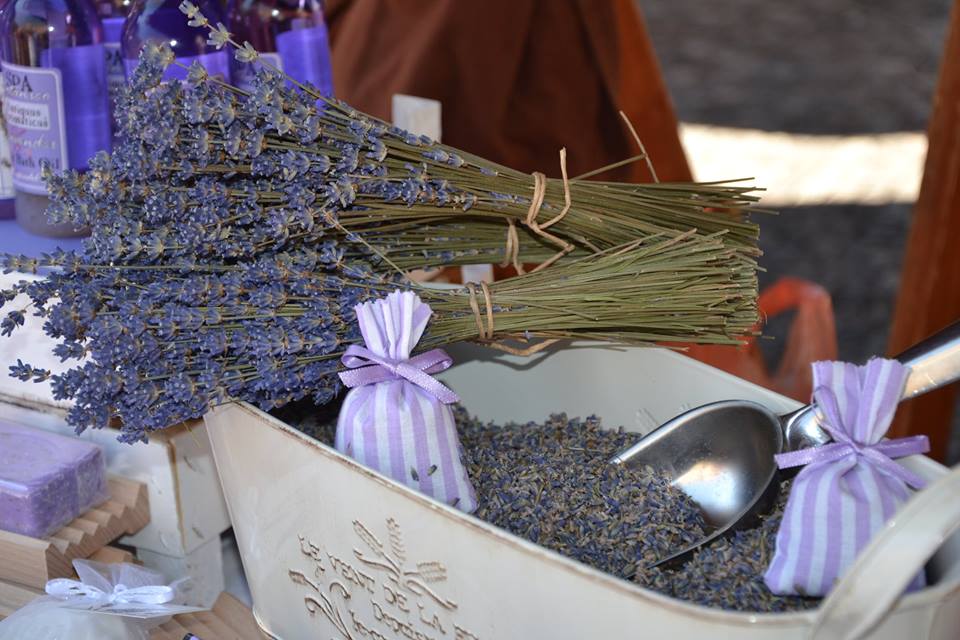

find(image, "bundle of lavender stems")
[0,5,767,442]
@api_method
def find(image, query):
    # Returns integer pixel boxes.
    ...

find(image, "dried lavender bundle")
[0,13,764,441]
[2,230,754,442]
[44,17,766,278]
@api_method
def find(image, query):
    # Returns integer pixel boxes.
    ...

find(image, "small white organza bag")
[0,559,202,640]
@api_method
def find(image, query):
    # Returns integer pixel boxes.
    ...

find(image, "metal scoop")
[610,320,960,567]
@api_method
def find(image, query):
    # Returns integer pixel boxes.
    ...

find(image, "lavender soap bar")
[0,421,108,539]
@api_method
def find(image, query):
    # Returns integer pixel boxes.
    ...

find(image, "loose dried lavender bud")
[457,411,709,580]
[639,484,816,612]
[285,406,817,613]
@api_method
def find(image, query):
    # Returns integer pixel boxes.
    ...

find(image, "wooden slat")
[150,594,263,639]
[173,613,219,639]
[99,499,127,518]
[88,545,136,565]
[210,593,264,639]
[886,0,960,460]
[0,476,149,589]
[0,580,42,618]
[156,616,195,638]
[80,508,113,526]
[109,476,151,534]
[46,536,70,554]
[70,517,100,536]
[192,610,247,638]
[53,526,85,545]
[0,531,68,589]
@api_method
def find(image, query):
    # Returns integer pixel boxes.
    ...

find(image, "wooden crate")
[0,476,148,590]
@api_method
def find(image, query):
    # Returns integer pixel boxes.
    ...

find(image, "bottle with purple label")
[98,0,128,134]
[228,0,332,95]
[122,0,230,82]
[0,71,15,220]
[0,0,112,237]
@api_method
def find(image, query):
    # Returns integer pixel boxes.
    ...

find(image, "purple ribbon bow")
[775,384,929,489]
[338,345,460,404]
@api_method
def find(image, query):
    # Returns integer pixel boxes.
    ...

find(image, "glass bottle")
[97,0,128,135]
[0,65,14,220]
[0,0,14,220]
[228,0,332,95]
[0,0,111,237]
[121,0,230,82]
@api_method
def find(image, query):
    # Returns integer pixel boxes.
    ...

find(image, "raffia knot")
[501,149,575,274]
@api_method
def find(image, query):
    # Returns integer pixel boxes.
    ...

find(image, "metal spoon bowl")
[611,400,782,530]
[611,320,960,568]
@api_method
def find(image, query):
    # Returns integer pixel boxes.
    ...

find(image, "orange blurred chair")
[686,278,838,402]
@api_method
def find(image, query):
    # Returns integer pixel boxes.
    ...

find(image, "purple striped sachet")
[335,290,477,513]
[764,358,930,596]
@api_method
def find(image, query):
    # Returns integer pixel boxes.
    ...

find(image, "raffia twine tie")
[465,280,494,341]
[487,117,656,355]
[501,148,575,274]
[501,112,658,274]
[464,279,560,356]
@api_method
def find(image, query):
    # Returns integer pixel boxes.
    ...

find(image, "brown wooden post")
[886,0,960,461]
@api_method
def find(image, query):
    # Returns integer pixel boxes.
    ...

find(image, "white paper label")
[392,94,442,142]
[0,73,15,199]
[1,62,68,195]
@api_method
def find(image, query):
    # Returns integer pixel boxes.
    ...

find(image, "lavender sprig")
[59,23,766,275]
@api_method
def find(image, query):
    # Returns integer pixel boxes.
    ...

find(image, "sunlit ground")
[680,125,926,207]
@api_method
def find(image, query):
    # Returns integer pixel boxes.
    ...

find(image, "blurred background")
[648,0,956,462]
[642,0,944,361]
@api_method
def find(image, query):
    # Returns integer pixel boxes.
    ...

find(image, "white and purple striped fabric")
[335,291,477,513]
[764,358,929,596]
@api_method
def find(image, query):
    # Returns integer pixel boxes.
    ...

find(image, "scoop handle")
[785,319,960,451]
[897,319,960,399]
[811,463,960,640]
